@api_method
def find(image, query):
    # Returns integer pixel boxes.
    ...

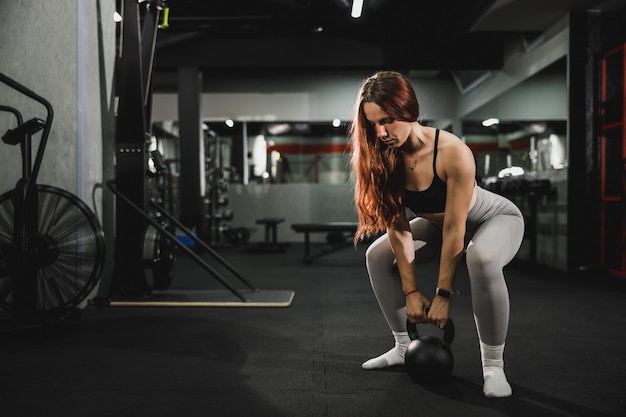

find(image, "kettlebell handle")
[406,317,455,348]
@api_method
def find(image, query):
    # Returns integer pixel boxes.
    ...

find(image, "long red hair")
[349,71,420,243]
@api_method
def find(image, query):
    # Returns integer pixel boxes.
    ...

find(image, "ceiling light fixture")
[482,118,499,127]
[351,0,363,18]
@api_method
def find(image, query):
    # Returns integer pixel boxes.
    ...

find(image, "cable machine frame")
[105,0,293,306]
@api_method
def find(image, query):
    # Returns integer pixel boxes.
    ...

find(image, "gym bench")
[291,222,358,263]
[248,217,289,253]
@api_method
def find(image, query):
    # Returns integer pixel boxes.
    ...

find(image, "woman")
[350,71,524,398]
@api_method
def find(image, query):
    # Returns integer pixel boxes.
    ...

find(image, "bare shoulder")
[436,129,473,158]
[434,129,475,177]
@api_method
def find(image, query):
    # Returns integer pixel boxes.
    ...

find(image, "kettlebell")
[404,317,455,384]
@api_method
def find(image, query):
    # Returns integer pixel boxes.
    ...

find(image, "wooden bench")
[291,222,358,263]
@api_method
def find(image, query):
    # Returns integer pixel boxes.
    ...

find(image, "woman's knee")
[365,234,394,267]
[466,245,501,277]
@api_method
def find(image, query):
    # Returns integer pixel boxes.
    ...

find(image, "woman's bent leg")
[466,212,524,397]
[362,218,440,369]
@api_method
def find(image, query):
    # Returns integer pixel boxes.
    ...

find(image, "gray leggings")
[365,187,525,345]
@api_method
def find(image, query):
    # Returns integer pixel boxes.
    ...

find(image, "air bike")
[0,73,106,326]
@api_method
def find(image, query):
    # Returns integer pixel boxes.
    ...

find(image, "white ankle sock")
[362,331,411,369]
[480,341,512,398]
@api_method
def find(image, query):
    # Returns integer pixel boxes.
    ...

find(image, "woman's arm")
[428,138,476,327]
[388,210,432,322]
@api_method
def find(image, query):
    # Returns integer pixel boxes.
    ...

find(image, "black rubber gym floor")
[1,243,625,417]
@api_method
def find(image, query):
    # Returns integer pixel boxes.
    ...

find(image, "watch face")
[437,288,451,298]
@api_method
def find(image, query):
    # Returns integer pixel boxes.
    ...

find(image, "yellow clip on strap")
[159,7,170,29]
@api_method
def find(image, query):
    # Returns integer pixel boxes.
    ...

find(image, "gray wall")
[228,183,357,244]
[0,0,116,209]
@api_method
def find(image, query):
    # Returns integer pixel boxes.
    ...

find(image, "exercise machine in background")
[0,72,105,325]
[203,127,249,248]
[102,0,293,307]
[107,0,170,298]
[143,149,176,291]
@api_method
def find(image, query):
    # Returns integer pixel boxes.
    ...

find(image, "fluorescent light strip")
[351,0,363,18]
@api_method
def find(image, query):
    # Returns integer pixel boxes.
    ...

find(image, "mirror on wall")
[461,119,567,184]
[251,121,352,184]
[151,120,353,185]
[151,118,568,189]
[252,118,568,185]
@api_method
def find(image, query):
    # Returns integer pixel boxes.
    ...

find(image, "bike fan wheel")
[0,185,105,317]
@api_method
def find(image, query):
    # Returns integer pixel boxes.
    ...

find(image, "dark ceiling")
[144,0,623,136]
[152,0,618,78]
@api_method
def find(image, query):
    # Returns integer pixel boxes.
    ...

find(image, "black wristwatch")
[435,287,460,299]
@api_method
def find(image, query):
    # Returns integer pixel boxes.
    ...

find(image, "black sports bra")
[403,129,447,214]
